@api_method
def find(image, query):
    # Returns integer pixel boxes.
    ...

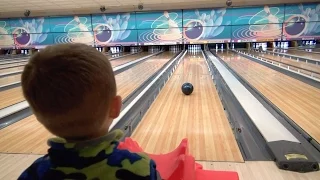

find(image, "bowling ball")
[13,28,30,46]
[94,25,113,44]
[181,82,194,95]
[184,20,204,40]
[284,16,306,37]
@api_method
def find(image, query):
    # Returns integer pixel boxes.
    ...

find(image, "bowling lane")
[0,87,24,110]
[110,52,150,67]
[280,49,320,60]
[131,53,244,162]
[0,62,27,69]
[0,59,28,65]
[0,52,175,154]
[0,52,153,108]
[106,52,130,59]
[217,51,320,143]
[246,50,320,76]
[0,66,24,74]
[0,52,146,77]
[0,75,21,86]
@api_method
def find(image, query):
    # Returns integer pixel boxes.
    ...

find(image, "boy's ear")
[109,95,122,118]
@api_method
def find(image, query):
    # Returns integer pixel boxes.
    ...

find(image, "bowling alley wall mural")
[0,2,319,49]
[0,20,14,47]
[9,17,53,48]
[183,8,232,43]
[283,3,320,40]
[50,15,94,45]
[136,11,183,45]
[92,13,137,46]
[231,5,284,42]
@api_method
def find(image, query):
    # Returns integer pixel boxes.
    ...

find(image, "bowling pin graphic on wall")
[182,8,231,42]
[0,20,15,47]
[72,16,94,44]
[51,15,94,45]
[283,3,320,40]
[10,17,51,48]
[92,13,135,46]
[232,5,284,42]
[136,10,183,44]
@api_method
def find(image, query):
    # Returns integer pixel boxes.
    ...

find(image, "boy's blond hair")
[21,43,116,139]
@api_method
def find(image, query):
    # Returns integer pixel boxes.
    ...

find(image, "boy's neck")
[64,129,109,143]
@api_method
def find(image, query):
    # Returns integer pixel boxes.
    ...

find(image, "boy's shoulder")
[18,130,161,180]
[18,151,159,180]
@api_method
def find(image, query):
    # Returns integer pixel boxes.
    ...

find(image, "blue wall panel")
[0,2,319,48]
[53,31,95,46]
[184,25,231,43]
[183,8,231,27]
[50,15,92,33]
[138,28,183,45]
[284,3,320,23]
[232,5,285,25]
[232,24,283,42]
[0,34,14,48]
[283,22,320,40]
[136,10,182,29]
[94,29,138,46]
[0,19,12,34]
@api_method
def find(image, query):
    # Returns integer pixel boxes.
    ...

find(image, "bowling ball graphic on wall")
[12,27,31,47]
[283,15,308,38]
[183,20,205,40]
[93,24,113,45]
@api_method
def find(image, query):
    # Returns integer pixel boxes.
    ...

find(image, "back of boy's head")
[22,43,116,139]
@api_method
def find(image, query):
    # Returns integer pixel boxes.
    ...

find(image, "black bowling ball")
[181,83,194,95]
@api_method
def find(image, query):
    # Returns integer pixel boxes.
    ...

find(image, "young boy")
[18,43,160,180]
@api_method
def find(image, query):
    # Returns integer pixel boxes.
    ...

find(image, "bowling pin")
[221,44,224,50]
[119,13,130,38]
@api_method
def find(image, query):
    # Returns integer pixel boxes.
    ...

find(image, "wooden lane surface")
[131,53,244,162]
[110,52,149,67]
[0,52,147,79]
[106,52,129,59]
[1,154,319,180]
[0,52,151,109]
[0,87,24,110]
[0,59,27,65]
[0,62,27,69]
[116,53,173,99]
[198,161,320,180]
[246,50,320,78]
[217,51,320,144]
[0,66,24,74]
[283,49,320,60]
[0,74,21,86]
[0,53,174,154]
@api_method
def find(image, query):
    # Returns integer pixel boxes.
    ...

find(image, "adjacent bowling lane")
[278,49,320,60]
[0,62,26,69]
[131,53,244,162]
[0,52,176,154]
[216,51,320,143]
[0,87,24,110]
[106,52,130,59]
[0,66,24,74]
[0,52,153,108]
[0,52,150,86]
[110,52,149,67]
[0,75,21,87]
[246,50,320,77]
